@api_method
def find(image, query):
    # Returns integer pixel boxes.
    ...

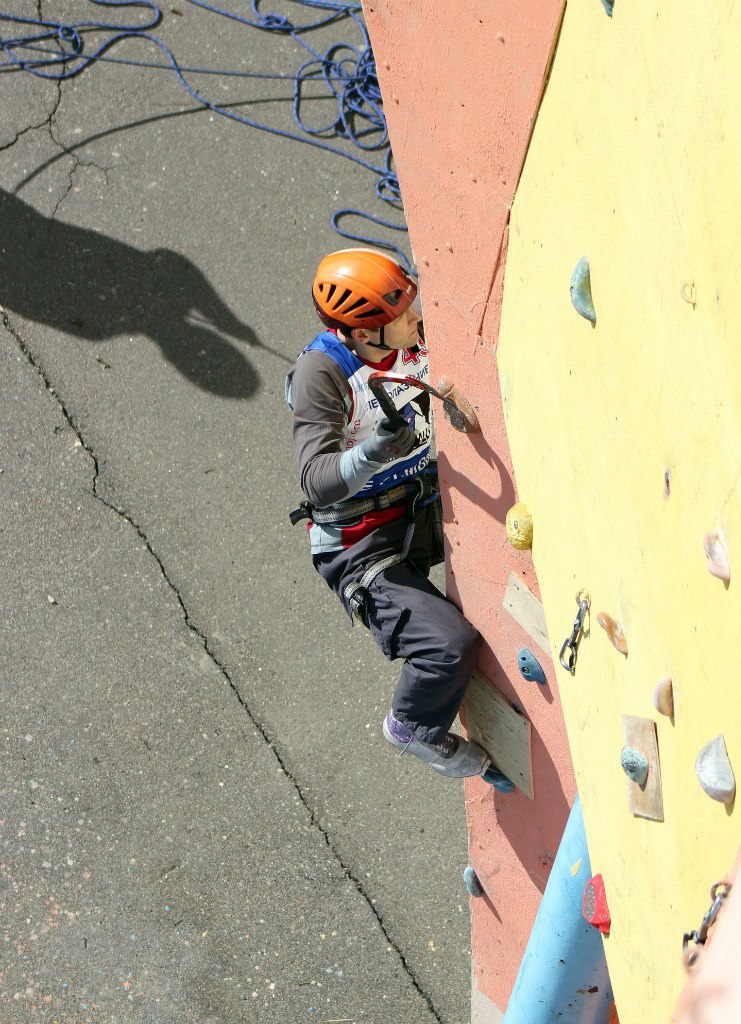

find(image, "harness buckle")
[289,500,314,526]
[348,585,370,628]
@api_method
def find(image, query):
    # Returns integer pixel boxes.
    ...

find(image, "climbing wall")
[366,0,740,1021]
[496,2,741,1021]
[362,1,573,1017]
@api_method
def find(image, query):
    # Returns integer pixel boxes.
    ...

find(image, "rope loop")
[257,12,294,32]
[57,25,83,51]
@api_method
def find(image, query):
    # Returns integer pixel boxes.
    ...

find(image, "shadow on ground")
[0,186,265,397]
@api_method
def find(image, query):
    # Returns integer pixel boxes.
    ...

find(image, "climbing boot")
[383,712,515,791]
[383,711,492,779]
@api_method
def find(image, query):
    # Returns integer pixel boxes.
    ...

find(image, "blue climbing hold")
[570,257,597,323]
[599,0,614,16]
[518,647,546,685]
[621,746,649,786]
[483,765,515,793]
[463,866,485,898]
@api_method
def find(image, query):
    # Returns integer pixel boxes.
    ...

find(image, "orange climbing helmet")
[312,248,417,331]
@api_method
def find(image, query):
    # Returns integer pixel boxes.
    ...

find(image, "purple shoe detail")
[383,711,490,777]
[384,711,414,745]
[384,712,458,758]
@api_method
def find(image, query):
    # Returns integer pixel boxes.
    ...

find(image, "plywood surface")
[502,572,550,656]
[465,669,534,799]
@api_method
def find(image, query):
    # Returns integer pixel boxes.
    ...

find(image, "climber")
[286,248,513,789]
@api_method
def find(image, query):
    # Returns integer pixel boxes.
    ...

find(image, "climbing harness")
[289,476,430,526]
[682,880,731,968]
[559,591,590,674]
[290,469,441,627]
[342,475,427,625]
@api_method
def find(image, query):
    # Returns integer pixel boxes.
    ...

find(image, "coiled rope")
[0,0,412,269]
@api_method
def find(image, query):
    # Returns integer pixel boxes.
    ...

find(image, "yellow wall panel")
[498,2,741,1020]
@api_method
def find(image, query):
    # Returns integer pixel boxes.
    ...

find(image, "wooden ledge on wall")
[465,668,534,798]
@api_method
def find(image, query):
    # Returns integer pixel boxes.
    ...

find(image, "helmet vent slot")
[333,288,352,310]
[343,296,370,315]
[355,307,384,320]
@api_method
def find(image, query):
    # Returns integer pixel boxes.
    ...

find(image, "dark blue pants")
[314,505,481,744]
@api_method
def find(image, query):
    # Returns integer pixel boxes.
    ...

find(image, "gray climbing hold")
[599,0,614,16]
[518,647,546,684]
[463,866,485,898]
[695,735,736,804]
[570,257,596,323]
[621,746,649,786]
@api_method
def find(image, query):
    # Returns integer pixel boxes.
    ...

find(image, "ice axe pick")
[367,373,480,434]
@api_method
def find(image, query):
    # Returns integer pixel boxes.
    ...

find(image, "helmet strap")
[365,324,392,351]
[341,325,393,352]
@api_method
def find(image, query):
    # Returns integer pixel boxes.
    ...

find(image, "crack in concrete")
[0,305,445,1024]
[1,33,113,217]
[0,72,63,154]
[0,110,55,154]
[0,1,61,154]
[46,79,113,220]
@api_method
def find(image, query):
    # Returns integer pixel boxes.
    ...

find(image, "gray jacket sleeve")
[287,349,382,507]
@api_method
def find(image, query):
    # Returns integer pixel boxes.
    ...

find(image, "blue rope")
[0,0,413,270]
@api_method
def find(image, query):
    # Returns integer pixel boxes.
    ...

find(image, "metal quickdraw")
[682,880,731,968]
[559,591,590,674]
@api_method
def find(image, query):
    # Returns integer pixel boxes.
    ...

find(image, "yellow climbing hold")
[506,502,533,550]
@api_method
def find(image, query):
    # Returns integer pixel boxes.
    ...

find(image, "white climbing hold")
[703,532,730,582]
[570,257,596,323]
[695,735,736,804]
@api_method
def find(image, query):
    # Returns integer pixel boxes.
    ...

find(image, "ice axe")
[367,372,480,434]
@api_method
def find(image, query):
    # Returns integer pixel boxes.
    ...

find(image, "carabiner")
[559,592,590,674]
[683,881,731,968]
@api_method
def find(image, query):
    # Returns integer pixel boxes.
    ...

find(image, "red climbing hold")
[583,874,611,935]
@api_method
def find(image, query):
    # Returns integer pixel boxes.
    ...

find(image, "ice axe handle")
[368,375,407,430]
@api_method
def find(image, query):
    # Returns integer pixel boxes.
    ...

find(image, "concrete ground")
[1,4,471,1022]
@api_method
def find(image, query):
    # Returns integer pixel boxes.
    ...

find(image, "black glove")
[362,417,416,463]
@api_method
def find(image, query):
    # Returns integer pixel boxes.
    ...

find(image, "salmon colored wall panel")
[362,2,571,1012]
[365,1,564,335]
